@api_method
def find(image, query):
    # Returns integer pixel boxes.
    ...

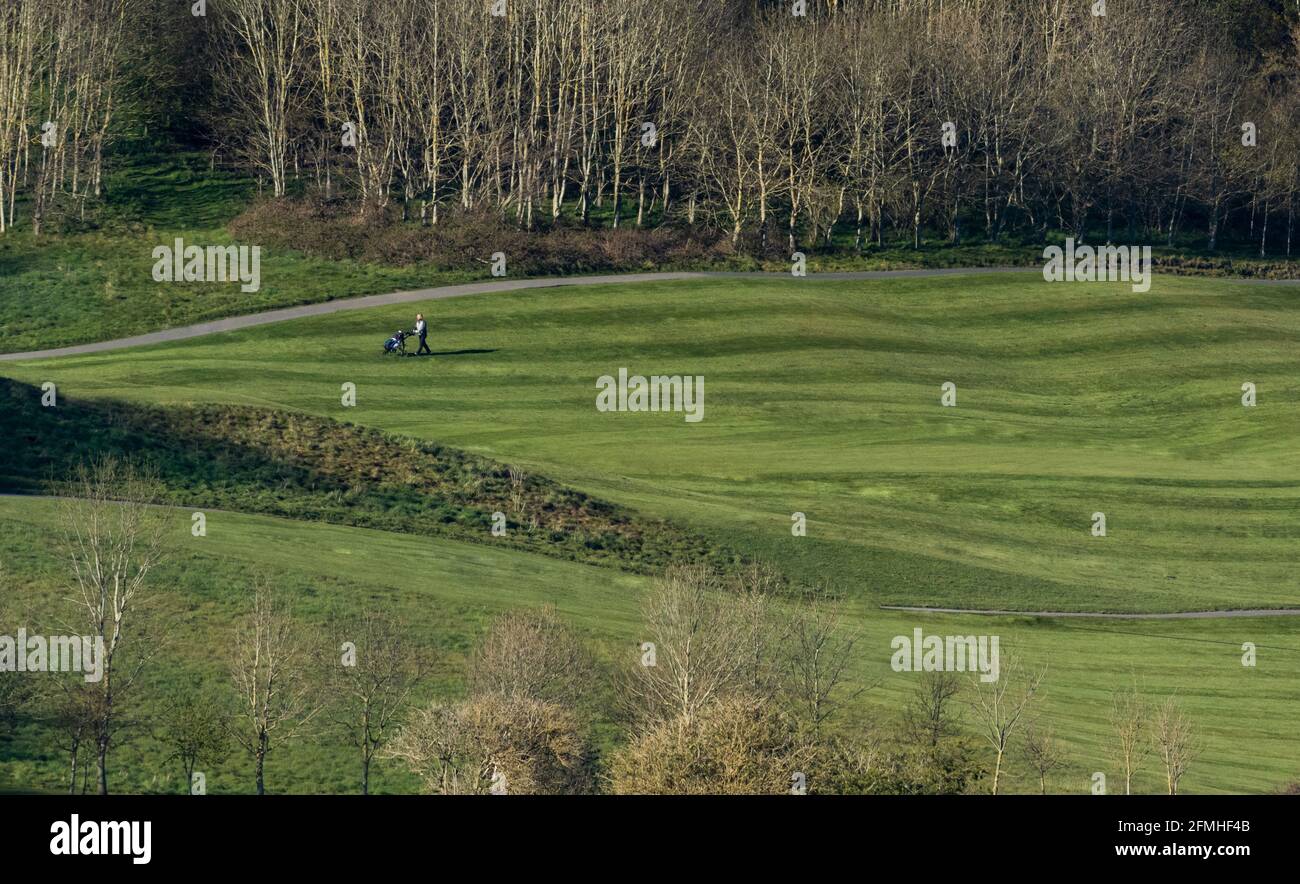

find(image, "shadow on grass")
[423,349,498,357]
[0,376,731,576]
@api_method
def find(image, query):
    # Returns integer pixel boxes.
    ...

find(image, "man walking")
[414,312,431,355]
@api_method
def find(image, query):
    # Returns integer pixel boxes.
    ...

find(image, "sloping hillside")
[0,377,737,575]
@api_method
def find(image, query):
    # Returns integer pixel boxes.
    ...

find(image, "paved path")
[0,267,1039,362]
[5,266,1296,363]
[880,605,1300,620]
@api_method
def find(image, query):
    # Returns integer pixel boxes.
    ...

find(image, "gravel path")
[5,267,1296,363]
[879,605,1300,620]
[0,267,1038,362]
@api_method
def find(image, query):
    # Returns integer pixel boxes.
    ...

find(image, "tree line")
[0,0,130,233]
[209,0,1300,255]
[6,0,1297,257]
[0,457,1205,795]
[3,1,1299,256]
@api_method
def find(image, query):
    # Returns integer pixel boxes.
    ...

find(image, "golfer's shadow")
[423,348,498,357]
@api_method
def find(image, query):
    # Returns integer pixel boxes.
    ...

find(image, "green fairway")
[2,496,1295,795]
[6,272,1299,613]
[4,0,1299,814]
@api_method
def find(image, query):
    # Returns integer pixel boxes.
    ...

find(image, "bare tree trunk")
[68,740,80,795]
[95,712,109,795]
[255,735,267,796]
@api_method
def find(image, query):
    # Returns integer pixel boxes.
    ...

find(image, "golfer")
[414,312,431,355]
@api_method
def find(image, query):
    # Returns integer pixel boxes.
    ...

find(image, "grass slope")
[1,496,1295,795]
[5,273,1298,613]
[0,378,734,575]
[0,154,472,354]
[0,497,641,795]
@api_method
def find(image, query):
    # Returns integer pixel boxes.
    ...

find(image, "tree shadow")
[0,375,727,577]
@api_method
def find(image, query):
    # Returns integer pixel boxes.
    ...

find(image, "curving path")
[7,266,1299,363]
[880,605,1300,620]
[5,266,1296,363]
[0,267,1042,362]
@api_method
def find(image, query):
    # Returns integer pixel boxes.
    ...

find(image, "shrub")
[228,197,732,274]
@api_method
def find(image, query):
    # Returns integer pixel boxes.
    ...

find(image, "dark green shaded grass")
[0,378,735,575]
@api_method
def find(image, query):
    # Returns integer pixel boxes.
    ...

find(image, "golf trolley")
[383,328,414,355]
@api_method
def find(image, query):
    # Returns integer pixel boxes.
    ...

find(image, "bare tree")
[386,692,587,795]
[690,53,760,243]
[40,679,100,794]
[468,605,592,707]
[1110,680,1151,796]
[57,456,166,795]
[325,610,429,794]
[228,580,322,795]
[784,594,864,741]
[968,657,1045,795]
[164,0,1294,256]
[155,685,228,794]
[610,694,810,795]
[0,0,128,233]
[621,563,746,731]
[2,0,1280,253]
[902,670,963,748]
[303,0,345,199]
[1151,695,1199,796]
[0,0,43,231]
[1021,719,1065,795]
[728,561,786,698]
[385,600,594,795]
[217,0,311,197]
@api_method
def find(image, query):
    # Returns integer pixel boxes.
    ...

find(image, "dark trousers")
[416,333,431,355]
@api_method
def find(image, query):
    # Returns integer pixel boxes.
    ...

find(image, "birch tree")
[57,456,166,796]
[228,580,322,795]
[968,657,1045,795]
[219,0,311,197]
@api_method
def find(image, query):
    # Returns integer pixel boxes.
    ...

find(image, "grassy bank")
[2,497,1295,794]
